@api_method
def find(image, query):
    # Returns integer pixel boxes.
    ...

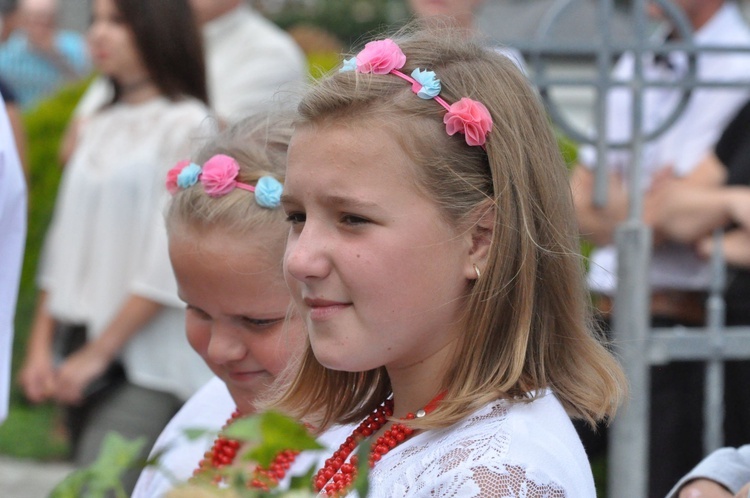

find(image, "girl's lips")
[227,369,265,382]
[303,298,352,321]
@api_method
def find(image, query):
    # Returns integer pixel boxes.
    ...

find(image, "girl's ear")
[464,200,495,281]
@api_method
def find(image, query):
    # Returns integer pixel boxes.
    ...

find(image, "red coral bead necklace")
[313,391,445,497]
[192,392,444,495]
[192,409,300,491]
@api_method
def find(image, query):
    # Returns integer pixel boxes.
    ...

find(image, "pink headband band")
[166,154,283,209]
[340,38,493,149]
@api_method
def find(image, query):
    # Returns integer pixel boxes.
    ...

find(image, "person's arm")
[58,117,80,166]
[644,153,750,244]
[18,291,57,403]
[677,479,733,498]
[569,164,629,246]
[667,446,750,498]
[697,229,750,268]
[53,295,162,405]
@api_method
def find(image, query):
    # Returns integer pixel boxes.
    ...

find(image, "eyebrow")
[281,193,380,210]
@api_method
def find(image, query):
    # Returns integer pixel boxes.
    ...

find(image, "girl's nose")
[206,325,246,365]
[284,224,331,282]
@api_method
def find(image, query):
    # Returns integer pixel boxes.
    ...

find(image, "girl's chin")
[226,385,263,414]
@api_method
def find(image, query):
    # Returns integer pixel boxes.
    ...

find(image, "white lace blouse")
[316,391,595,497]
[38,97,214,399]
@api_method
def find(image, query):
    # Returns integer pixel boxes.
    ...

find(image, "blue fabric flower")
[177,163,202,189]
[411,68,441,99]
[339,57,357,73]
[255,176,283,209]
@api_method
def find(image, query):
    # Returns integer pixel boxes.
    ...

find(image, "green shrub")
[1,80,89,460]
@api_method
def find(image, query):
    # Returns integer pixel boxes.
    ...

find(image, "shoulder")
[368,394,595,497]
[166,377,233,431]
[147,377,233,464]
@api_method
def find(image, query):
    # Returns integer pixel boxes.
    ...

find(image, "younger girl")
[135,115,352,497]
[274,26,628,496]
[133,115,301,496]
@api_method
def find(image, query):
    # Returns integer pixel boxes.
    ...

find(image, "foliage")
[0,401,67,459]
[48,411,357,498]
[50,433,146,498]
[270,0,394,49]
[226,411,323,465]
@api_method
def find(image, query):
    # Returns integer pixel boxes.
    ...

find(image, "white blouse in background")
[39,97,214,400]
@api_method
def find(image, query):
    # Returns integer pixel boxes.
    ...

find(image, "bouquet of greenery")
[50,411,370,498]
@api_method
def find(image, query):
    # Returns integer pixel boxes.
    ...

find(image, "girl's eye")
[240,316,284,330]
[285,212,306,224]
[341,214,370,226]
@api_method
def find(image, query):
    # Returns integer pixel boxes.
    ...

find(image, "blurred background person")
[0,0,89,109]
[667,444,750,497]
[407,0,525,70]
[570,1,750,496]
[17,0,213,493]
[0,90,27,426]
[71,0,305,127]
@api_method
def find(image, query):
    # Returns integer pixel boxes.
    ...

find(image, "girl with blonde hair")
[270,24,627,497]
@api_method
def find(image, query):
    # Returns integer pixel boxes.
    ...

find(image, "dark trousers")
[575,315,750,498]
[55,323,183,495]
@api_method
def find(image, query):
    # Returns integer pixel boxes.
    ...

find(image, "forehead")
[286,123,424,197]
[171,225,280,269]
[408,0,482,14]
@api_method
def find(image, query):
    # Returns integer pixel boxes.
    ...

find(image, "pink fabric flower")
[166,160,190,194]
[443,98,493,147]
[200,154,240,197]
[356,39,406,75]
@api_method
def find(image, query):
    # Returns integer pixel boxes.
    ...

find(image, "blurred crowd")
[2,0,750,497]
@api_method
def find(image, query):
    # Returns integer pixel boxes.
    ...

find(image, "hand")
[697,229,750,268]
[53,343,112,405]
[644,166,678,243]
[678,478,733,498]
[726,189,750,231]
[18,349,57,403]
[649,165,677,192]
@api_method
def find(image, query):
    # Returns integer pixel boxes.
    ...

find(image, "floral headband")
[166,154,283,209]
[340,38,493,148]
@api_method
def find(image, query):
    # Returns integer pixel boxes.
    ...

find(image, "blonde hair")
[272,24,627,430]
[165,113,293,239]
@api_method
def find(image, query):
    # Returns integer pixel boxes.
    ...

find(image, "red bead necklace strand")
[192,409,300,491]
[313,392,445,497]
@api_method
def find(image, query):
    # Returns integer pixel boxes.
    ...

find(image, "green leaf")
[223,415,263,445]
[86,433,146,497]
[244,412,323,467]
[49,468,91,498]
[287,463,317,492]
[352,442,370,497]
[48,432,146,498]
